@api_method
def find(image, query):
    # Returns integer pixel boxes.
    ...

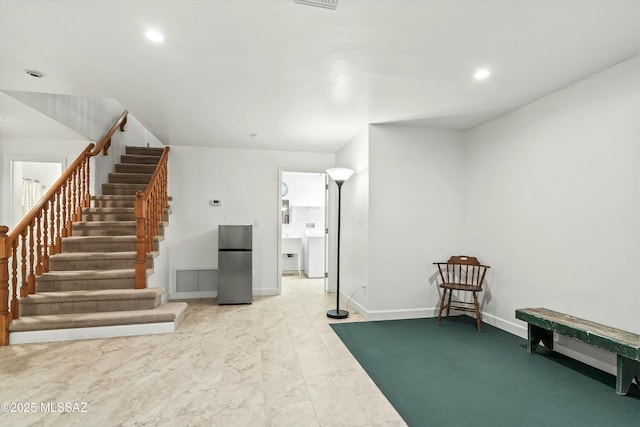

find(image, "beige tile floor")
[0,276,406,427]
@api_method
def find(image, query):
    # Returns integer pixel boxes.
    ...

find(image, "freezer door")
[218,251,252,304]
[219,225,252,250]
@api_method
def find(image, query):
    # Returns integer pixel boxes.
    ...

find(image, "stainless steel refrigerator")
[218,225,253,304]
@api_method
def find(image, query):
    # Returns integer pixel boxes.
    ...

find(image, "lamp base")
[327,309,349,319]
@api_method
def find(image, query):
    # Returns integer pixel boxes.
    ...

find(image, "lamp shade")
[326,167,354,184]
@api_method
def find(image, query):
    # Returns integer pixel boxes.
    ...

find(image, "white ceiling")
[1,0,640,153]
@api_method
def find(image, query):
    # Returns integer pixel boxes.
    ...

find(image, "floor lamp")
[326,167,355,319]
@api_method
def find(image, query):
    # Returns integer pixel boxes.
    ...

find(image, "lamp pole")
[326,168,354,319]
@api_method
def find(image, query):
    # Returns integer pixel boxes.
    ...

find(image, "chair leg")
[437,289,447,325]
[445,290,453,316]
[473,292,482,332]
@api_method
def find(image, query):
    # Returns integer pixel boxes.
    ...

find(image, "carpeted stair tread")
[93,195,137,201]
[9,302,187,332]
[108,172,153,184]
[50,251,139,260]
[102,183,149,195]
[36,268,154,292]
[74,220,136,227]
[126,146,165,156]
[21,288,163,304]
[19,288,164,315]
[39,268,139,279]
[62,235,160,252]
[82,207,136,221]
[48,251,155,271]
[63,235,137,244]
[83,207,135,214]
[115,163,158,174]
[121,154,161,165]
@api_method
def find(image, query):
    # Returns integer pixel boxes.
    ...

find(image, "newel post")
[134,192,147,289]
[0,226,10,345]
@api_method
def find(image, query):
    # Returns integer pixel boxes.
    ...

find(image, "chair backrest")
[434,255,490,288]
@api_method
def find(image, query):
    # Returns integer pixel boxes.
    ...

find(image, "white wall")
[466,54,640,333]
[334,128,369,308]
[465,54,640,371]
[283,171,326,207]
[165,145,334,297]
[365,125,466,317]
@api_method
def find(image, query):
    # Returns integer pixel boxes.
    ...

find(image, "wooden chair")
[434,256,490,331]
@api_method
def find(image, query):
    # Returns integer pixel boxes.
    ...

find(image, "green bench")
[515,307,640,395]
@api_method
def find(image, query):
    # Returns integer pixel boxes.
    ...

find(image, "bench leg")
[527,324,554,353]
[616,355,640,395]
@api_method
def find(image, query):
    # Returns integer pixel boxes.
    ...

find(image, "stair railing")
[0,109,128,345]
[134,147,170,289]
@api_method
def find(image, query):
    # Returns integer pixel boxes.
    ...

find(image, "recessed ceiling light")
[24,69,45,78]
[474,68,491,81]
[145,30,164,43]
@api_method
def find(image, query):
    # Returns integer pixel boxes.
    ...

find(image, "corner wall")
[465,55,640,372]
[366,125,466,318]
[334,128,370,310]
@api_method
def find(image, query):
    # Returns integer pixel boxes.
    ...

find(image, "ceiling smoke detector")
[292,0,338,10]
[24,69,45,78]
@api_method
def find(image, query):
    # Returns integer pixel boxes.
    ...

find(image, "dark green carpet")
[331,316,640,427]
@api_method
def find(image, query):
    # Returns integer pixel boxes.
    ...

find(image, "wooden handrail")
[134,147,170,289]
[90,109,128,156]
[0,110,129,345]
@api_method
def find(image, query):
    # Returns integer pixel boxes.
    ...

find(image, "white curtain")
[21,178,47,217]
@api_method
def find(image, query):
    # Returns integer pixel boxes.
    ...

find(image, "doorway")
[278,170,328,293]
[8,159,63,228]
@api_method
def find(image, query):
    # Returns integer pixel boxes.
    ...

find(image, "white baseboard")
[9,321,178,345]
[253,288,279,296]
[346,296,438,321]
[170,289,279,300]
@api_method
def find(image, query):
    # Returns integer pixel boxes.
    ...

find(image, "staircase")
[8,146,186,344]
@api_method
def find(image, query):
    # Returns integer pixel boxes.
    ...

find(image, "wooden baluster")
[134,192,147,289]
[61,183,67,238]
[50,195,57,255]
[20,230,27,297]
[66,176,73,235]
[85,156,91,208]
[10,240,18,319]
[36,213,43,275]
[55,190,62,253]
[27,221,36,295]
[43,204,50,272]
[152,192,157,248]
[0,226,10,346]
[71,171,78,221]
[154,193,159,248]
[151,194,157,250]
[74,168,81,219]
[147,196,152,252]
[164,163,169,211]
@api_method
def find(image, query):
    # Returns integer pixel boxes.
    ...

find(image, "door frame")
[276,167,330,294]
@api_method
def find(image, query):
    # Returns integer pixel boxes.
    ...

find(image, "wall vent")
[175,269,217,293]
[292,0,338,10]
